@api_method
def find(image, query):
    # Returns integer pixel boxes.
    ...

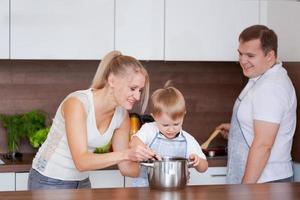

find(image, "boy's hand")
[189,154,200,167]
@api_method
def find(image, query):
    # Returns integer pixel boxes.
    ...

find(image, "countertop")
[0,183,299,200]
[0,153,227,173]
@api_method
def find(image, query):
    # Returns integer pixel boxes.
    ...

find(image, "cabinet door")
[0,0,9,59]
[188,167,227,185]
[124,176,135,188]
[11,0,114,59]
[16,172,29,191]
[115,0,164,60]
[89,170,124,188]
[293,162,300,182]
[266,1,300,61]
[0,173,15,191]
[165,0,259,61]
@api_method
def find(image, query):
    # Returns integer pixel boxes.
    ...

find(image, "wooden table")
[1,183,300,200]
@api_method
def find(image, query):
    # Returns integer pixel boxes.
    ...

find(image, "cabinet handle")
[210,174,227,177]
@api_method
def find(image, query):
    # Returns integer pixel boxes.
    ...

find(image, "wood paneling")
[0,60,299,161]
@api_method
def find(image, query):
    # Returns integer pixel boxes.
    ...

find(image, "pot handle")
[140,162,154,168]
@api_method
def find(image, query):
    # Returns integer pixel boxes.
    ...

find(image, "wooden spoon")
[201,129,221,149]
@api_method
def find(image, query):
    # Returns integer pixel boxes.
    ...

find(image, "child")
[130,81,208,187]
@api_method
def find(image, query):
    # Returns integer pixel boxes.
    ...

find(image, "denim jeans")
[28,168,91,190]
[267,176,294,183]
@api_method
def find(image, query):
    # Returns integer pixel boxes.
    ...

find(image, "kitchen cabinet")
[115,0,164,60]
[265,1,300,61]
[10,0,114,59]
[89,170,124,188]
[0,173,15,191]
[0,0,9,59]
[188,167,227,185]
[15,172,29,191]
[293,162,300,182]
[124,176,135,188]
[164,0,260,61]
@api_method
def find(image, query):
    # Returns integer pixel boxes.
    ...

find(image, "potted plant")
[0,110,48,160]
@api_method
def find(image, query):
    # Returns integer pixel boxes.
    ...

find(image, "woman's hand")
[126,144,157,162]
[216,123,231,139]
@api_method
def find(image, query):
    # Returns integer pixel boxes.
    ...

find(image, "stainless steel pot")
[140,156,193,190]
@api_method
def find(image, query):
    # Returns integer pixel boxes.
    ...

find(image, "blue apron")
[132,131,187,187]
[227,80,256,184]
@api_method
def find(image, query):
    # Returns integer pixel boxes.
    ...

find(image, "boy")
[130,81,208,187]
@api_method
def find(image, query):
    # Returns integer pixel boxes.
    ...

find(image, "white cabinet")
[265,1,300,61]
[124,176,136,188]
[0,0,9,59]
[15,172,29,191]
[89,170,124,188]
[293,162,300,182]
[188,167,227,185]
[11,0,114,59]
[165,0,260,61]
[115,0,164,60]
[0,173,15,191]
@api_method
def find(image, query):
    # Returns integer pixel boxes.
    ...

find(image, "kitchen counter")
[0,153,227,173]
[0,183,299,200]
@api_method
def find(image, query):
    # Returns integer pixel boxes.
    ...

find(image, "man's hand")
[216,123,231,139]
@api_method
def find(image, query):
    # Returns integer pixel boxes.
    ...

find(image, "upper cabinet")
[10,0,114,60]
[115,0,164,60]
[164,0,260,61]
[266,1,300,62]
[0,0,9,59]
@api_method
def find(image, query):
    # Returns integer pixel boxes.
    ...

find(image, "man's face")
[238,39,274,78]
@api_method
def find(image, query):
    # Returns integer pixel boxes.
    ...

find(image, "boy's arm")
[189,154,208,172]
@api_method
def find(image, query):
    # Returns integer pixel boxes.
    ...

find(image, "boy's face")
[152,113,184,139]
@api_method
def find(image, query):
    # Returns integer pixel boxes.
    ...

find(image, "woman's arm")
[112,113,157,177]
[63,97,154,172]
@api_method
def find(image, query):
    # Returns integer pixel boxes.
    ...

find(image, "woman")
[28,50,156,189]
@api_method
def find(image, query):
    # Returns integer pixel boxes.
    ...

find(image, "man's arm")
[242,120,279,183]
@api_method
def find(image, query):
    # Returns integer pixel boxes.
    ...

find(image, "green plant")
[0,110,48,153]
[28,127,50,148]
[0,114,24,153]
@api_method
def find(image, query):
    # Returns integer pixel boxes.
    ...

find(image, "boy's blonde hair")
[151,80,186,120]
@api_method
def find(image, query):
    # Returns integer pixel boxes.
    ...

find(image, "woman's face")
[111,71,146,110]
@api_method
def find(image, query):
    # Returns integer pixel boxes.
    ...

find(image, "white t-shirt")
[133,122,206,160]
[32,89,126,181]
[237,62,297,182]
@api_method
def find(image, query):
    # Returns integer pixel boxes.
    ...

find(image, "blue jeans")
[28,168,91,190]
[267,176,294,183]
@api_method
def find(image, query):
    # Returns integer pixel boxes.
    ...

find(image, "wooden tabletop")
[0,183,299,200]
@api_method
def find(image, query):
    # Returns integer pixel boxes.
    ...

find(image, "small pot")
[140,156,193,190]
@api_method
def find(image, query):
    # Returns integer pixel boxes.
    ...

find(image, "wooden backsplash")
[0,60,299,162]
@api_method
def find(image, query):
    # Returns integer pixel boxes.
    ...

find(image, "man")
[217,25,297,184]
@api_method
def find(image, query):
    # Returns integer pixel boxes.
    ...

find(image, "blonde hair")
[151,80,186,120]
[91,50,150,113]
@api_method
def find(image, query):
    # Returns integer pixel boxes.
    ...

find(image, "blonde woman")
[28,51,156,189]
[130,81,208,187]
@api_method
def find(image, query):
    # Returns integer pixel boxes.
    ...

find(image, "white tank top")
[32,89,125,180]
